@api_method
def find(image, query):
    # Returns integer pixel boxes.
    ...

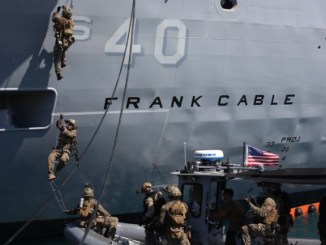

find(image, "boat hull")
[64,221,145,245]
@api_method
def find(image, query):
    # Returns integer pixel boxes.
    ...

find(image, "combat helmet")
[164,185,182,197]
[83,187,94,198]
[65,119,77,128]
[263,197,276,207]
[141,182,152,193]
[62,5,73,18]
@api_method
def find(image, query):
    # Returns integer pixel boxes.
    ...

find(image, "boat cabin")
[172,149,239,245]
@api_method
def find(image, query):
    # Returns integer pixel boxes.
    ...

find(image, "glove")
[243,196,250,203]
[270,222,277,231]
[138,218,143,227]
[139,216,150,226]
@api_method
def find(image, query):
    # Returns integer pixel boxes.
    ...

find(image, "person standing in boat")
[47,114,78,180]
[158,185,190,245]
[241,197,279,245]
[210,188,244,245]
[52,5,75,80]
[64,185,119,241]
[139,181,166,244]
[257,182,293,244]
[318,196,326,245]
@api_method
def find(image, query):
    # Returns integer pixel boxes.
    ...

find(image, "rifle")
[73,141,80,167]
[54,114,65,151]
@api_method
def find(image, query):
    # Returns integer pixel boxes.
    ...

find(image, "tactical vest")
[79,200,95,219]
[63,18,74,37]
[263,208,278,225]
[167,200,187,226]
[57,129,77,152]
[143,191,166,216]
[79,199,95,227]
[53,15,74,38]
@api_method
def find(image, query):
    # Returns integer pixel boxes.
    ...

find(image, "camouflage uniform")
[48,116,77,180]
[241,197,279,245]
[65,187,119,240]
[52,5,75,80]
[258,182,293,245]
[140,182,166,244]
[159,185,190,245]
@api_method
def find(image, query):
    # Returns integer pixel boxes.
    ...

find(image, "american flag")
[245,144,279,167]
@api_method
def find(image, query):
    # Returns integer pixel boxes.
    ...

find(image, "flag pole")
[184,141,187,169]
[242,141,246,167]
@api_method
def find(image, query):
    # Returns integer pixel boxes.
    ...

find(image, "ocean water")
[289,212,319,239]
[8,213,320,244]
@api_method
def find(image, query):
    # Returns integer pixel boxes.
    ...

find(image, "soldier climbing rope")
[4,0,136,243]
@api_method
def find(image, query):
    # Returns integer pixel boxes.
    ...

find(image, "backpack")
[150,191,166,216]
[63,19,74,37]
[167,201,187,226]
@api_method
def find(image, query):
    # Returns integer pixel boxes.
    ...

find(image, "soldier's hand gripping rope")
[56,114,65,130]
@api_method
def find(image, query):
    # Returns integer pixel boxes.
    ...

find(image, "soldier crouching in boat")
[241,197,279,245]
[65,185,119,241]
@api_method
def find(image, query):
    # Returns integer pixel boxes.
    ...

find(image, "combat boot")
[48,173,56,180]
[56,161,65,172]
[61,58,67,68]
[56,73,63,80]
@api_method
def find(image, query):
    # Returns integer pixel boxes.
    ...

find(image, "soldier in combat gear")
[241,197,279,245]
[48,114,78,180]
[65,185,119,240]
[139,182,166,244]
[257,182,293,244]
[52,5,75,80]
[159,185,190,245]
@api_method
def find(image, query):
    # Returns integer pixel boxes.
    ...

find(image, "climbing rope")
[4,0,137,243]
[50,180,67,212]
[80,0,136,243]
[65,0,73,8]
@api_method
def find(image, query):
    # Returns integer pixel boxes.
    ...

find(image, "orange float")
[290,202,319,217]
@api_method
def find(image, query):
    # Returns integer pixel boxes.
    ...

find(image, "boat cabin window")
[221,0,237,9]
[209,180,225,212]
[182,183,202,218]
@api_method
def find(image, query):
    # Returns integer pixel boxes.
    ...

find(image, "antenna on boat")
[184,141,187,169]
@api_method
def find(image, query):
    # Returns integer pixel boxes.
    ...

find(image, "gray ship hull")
[1,0,326,237]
